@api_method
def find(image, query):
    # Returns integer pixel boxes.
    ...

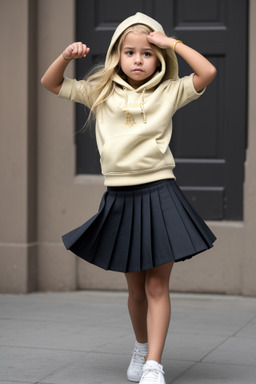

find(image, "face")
[120,32,160,89]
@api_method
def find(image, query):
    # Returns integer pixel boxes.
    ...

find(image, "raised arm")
[41,42,90,95]
[147,32,217,92]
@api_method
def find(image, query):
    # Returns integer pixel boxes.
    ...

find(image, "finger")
[77,43,83,57]
[146,35,155,43]
[81,44,87,57]
[82,45,90,57]
[63,45,73,59]
[74,42,82,56]
[70,44,77,57]
[77,42,86,57]
[76,43,82,57]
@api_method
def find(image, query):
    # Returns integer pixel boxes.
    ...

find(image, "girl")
[41,12,216,384]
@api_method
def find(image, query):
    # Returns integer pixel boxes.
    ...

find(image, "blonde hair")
[84,24,166,118]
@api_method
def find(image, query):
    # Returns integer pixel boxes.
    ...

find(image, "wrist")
[172,40,183,52]
[62,53,72,61]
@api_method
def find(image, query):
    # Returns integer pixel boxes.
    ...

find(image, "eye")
[144,52,152,57]
[125,51,133,56]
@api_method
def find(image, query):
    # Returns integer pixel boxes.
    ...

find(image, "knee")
[128,287,147,305]
[145,276,168,300]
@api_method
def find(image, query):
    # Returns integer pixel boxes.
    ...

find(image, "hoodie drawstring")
[140,88,147,124]
[123,87,128,112]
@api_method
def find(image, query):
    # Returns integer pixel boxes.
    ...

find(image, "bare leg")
[145,262,174,363]
[125,271,148,343]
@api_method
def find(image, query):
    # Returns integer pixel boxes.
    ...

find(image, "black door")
[75,0,248,220]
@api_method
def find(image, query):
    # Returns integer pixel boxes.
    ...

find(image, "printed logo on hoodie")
[118,102,142,127]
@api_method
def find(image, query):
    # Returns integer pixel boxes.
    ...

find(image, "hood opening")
[105,12,179,90]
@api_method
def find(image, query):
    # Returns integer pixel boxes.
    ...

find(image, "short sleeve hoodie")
[58,12,205,186]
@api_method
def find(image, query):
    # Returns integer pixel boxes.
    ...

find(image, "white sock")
[135,340,148,353]
[144,360,162,369]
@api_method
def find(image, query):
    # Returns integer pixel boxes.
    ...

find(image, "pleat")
[167,182,216,247]
[126,192,142,272]
[62,192,107,249]
[158,184,196,260]
[91,191,125,269]
[171,182,216,245]
[149,186,175,267]
[63,192,116,263]
[164,182,216,260]
[107,192,134,272]
[141,190,153,270]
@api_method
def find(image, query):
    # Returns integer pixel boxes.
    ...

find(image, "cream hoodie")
[58,12,204,186]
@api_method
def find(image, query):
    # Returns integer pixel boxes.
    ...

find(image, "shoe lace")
[141,366,165,383]
[131,348,146,369]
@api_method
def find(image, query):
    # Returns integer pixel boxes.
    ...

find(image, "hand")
[62,42,90,60]
[147,32,176,50]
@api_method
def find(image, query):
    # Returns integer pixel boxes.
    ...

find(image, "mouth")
[132,69,144,72]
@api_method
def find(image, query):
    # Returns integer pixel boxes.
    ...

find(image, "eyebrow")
[123,46,153,51]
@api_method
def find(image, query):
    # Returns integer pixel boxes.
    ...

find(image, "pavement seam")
[196,313,256,364]
[169,361,198,384]
[231,313,256,337]
[33,356,84,384]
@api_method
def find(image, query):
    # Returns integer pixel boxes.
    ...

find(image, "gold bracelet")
[172,40,183,52]
[62,53,72,61]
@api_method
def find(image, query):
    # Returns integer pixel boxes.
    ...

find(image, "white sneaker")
[139,360,166,384]
[127,343,148,382]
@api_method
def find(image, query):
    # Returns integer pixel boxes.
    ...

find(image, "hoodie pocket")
[100,134,172,175]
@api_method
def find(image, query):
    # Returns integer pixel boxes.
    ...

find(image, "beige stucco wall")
[0,0,255,295]
[243,0,256,296]
[0,0,37,293]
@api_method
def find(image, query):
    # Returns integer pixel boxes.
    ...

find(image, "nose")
[134,53,142,64]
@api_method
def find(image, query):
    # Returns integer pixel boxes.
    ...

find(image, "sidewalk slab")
[171,363,256,384]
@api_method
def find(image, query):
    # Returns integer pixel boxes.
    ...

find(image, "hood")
[105,12,179,92]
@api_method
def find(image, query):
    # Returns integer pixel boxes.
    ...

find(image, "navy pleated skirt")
[62,179,216,273]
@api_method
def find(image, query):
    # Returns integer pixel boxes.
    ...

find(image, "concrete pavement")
[0,290,256,383]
